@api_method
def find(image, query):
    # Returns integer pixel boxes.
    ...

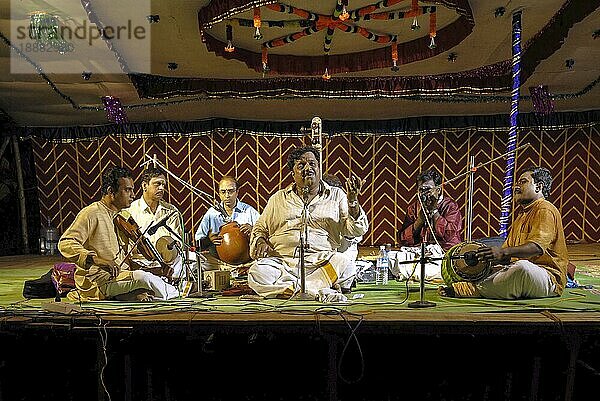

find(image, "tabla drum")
[441,241,491,286]
[216,221,251,265]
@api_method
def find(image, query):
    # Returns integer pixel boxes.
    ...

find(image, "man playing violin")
[194,176,260,270]
[248,146,369,302]
[58,166,179,301]
[125,167,186,278]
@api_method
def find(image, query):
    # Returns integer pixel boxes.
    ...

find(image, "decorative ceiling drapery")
[198,0,475,76]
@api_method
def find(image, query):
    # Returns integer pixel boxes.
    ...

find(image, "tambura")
[216,222,251,265]
[441,241,491,286]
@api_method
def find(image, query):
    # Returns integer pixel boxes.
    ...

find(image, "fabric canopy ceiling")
[0,0,599,132]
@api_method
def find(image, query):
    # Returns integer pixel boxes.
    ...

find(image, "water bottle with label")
[375,245,389,285]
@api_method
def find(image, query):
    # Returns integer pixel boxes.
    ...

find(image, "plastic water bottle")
[375,245,389,285]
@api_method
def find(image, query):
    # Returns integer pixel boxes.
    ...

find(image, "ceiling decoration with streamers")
[199,0,474,77]
[0,0,598,127]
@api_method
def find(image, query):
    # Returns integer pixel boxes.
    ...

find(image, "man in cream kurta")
[59,167,179,301]
[248,147,368,300]
[125,167,186,278]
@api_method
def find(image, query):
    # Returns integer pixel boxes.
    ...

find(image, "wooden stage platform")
[1,243,599,401]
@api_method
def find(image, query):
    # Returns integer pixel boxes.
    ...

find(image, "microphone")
[302,185,309,203]
[147,211,176,235]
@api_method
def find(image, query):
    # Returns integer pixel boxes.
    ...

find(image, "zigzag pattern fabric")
[31,127,600,245]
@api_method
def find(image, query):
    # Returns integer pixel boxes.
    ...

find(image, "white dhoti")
[248,251,355,298]
[476,260,557,299]
[102,270,180,300]
[389,245,445,283]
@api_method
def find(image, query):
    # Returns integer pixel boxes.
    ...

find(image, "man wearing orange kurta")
[444,166,568,299]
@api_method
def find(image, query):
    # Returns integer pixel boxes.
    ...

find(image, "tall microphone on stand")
[408,188,437,308]
[293,169,313,300]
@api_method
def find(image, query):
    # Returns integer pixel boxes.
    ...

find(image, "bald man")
[194,176,260,270]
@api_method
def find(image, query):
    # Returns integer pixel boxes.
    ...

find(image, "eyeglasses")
[219,188,237,195]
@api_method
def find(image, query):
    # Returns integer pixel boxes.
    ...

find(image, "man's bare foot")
[114,289,155,302]
[438,282,480,298]
[438,285,456,297]
[135,292,153,302]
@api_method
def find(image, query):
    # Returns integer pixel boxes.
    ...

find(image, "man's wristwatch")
[348,200,359,208]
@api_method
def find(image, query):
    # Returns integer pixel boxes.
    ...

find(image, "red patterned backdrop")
[31,126,600,245]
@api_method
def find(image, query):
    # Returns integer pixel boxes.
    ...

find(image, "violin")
[113,214,173,279]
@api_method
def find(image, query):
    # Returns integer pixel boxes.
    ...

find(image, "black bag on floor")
[23,269,58,299]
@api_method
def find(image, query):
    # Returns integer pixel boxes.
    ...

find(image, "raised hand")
[345,174,365,203]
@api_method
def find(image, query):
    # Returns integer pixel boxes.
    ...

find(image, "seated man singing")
[442,166,568,299]
[248,146,369,302]
[58,166,179,302]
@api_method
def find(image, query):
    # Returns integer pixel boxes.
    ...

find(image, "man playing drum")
[194,176,260,270]
[441,166,569,299]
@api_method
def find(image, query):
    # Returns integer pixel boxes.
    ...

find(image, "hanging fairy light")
[29,12,70,54]
[428,7,437,49]
[225,24,235,52]
[322,55,331,80]
[102,96,128,124]
[339,0,350,21]
[391,41,399,72]
[411,0,420,30]
[253,8,263,40]
[261,47,270,75]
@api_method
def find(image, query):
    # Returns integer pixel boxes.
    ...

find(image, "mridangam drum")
[441,241,492,286]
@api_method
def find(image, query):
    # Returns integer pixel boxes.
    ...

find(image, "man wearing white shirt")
[248,147,368,301]
[125,167,186,278]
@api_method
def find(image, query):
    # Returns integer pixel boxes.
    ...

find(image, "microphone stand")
[293,186,314,301]
[160,224,207,298]
[407,240,437,308]
[441,142,532,242]
[407,193,438,308]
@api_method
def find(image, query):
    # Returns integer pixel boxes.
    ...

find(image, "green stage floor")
[1,257,600,317]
